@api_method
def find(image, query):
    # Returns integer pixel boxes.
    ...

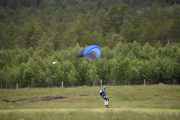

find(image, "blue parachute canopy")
[78,45,101,60]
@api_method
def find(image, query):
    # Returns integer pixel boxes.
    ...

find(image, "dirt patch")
[1,96,67,103]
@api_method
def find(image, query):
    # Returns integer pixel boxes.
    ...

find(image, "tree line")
[0,0,180,9]
[0,0,180,49]
[0,0,180,88]
[0,42,180,88]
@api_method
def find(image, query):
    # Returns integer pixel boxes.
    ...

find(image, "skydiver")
[99,86,109,108]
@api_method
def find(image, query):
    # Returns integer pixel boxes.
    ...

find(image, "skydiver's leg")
[104,98,109,108]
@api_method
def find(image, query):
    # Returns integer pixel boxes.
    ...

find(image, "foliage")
[0,43,180,88]
[0,1,180,87]
[0,1,180,49]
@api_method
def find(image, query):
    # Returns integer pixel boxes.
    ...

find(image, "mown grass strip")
[0,108,180,113]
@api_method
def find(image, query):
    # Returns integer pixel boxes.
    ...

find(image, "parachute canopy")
[78,45,101,60]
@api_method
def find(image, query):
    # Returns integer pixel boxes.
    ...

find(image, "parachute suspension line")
[100,80,103,89]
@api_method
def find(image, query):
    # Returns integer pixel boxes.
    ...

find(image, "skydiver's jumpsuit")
[99,88,109,107]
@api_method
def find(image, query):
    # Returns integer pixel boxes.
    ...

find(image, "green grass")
[0,109,180,120]
[0,85,180,109]
[0,85,180,120]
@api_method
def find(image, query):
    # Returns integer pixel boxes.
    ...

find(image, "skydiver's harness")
[99,89,109,101]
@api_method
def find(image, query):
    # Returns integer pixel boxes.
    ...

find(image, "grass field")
[0,85,180,120]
